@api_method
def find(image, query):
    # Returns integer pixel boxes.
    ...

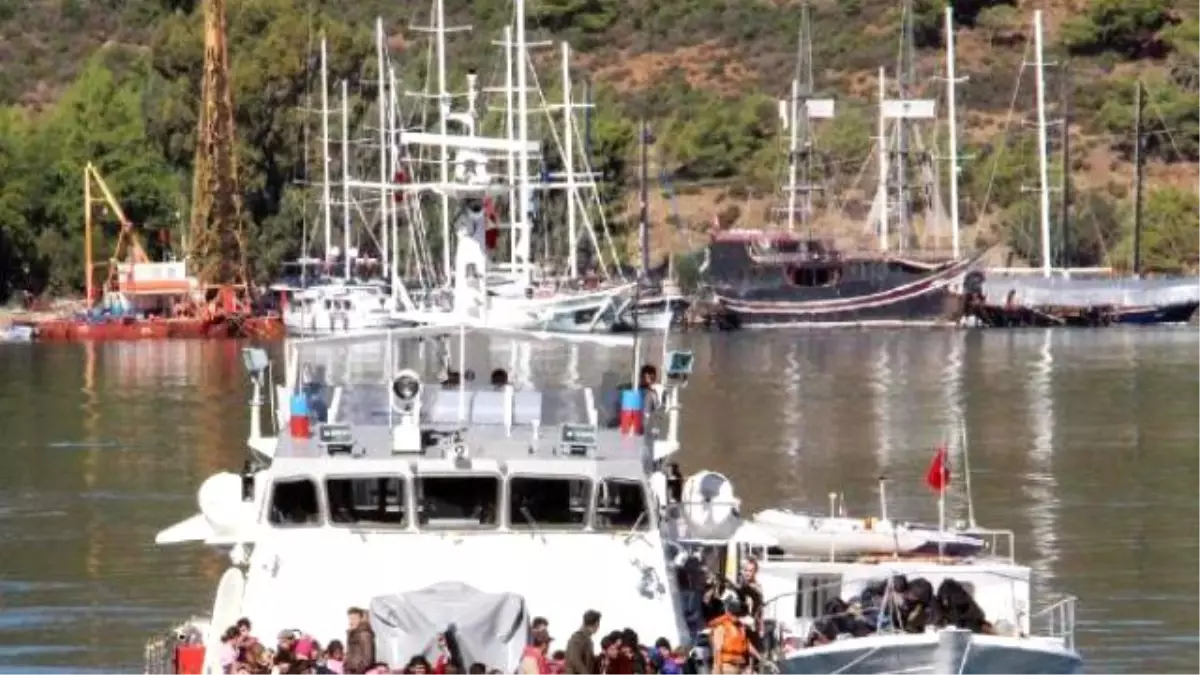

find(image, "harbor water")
[0,329,1195,673]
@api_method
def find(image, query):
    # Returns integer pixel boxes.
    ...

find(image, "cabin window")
[786,265,839,287]
[269,478,321,527]
[509,476,590,530]
[415,475,500,529]
[593,479,650,531]
[794,574,842,619]
[326,476,408,527]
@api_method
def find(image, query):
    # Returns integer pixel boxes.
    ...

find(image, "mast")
[1132,79,1145,277]
[435,0,451,283]
[944,5,962,260]
[895,0,916,249]
[877,67,889,250]
[1033,10,1053,279]
[639,119,650,276]
[1059,63,1073,267]
[376,18,390,277]
[320,34,332,261]
[780,0,831,236]
[503,26,518,249]
[562,42,578,278]
[515,0,533,285]
[786,78,800,233]
[341,78,352,280]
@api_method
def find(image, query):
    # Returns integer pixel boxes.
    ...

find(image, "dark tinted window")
[269,479,320,526]
[326,476,407,527]
[509,476,589,530]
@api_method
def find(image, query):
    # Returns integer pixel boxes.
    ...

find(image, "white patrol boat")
[665,472,1083,674]
[147,323,698,674]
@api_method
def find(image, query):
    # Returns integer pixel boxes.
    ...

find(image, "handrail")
[1029,594,1077,649]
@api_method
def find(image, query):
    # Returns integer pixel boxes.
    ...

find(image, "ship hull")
[711,258,974,328]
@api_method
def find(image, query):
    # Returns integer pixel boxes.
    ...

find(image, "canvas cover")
[370,582,529,672]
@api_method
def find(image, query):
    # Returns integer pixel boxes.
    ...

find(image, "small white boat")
[279,280,404,336]
[752,508,987,559]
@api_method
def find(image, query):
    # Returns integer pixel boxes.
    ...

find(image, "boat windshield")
[508,475,590,531]
[416,475,500,529]
[326,476,407,528]
[269,478,321,527]
[593,478,651,531]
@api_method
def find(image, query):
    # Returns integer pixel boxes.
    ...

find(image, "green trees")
[1061,0,1180,57]
[1109,187,1200,273]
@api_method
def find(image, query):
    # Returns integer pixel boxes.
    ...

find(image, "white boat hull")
[752,510,985,558]
[777,630,1082,674]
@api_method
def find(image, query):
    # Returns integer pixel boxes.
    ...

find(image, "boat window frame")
[323,473,412,530]
[413,471,504,531]
[592,477,655,532]
[794,573,843,620]
[506,473,594,532]
[266,475,325,529]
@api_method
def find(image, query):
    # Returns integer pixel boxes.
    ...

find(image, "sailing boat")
[388,0,636,333]
[700,1,976,327]
[611,122,690,332]
[955,12,1199,327]
[273,33,407,337]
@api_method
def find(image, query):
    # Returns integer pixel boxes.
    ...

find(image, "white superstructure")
[151,324,696,674]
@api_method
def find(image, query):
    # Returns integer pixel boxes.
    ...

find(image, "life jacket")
[522,645,550,674]
[708,614,749,664]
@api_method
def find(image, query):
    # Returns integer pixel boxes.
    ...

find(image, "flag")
[925,445,950,493]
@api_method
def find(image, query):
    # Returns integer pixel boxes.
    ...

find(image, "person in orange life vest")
[709,598,760,674]
[519,632,552,674]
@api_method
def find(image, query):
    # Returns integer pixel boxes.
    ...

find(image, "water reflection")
[1024,330,1060,592]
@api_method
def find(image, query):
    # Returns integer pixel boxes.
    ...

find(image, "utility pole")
[1132,79,1145,277]
[639,119,651,277]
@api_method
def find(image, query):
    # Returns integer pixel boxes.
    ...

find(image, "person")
[490,368,509,389]
[519,633,551,674]
[530,617,550,644]
[709,598,759,674]
[220,626,241,673]
[320,641,345,674]
[650,638,681,675]
[638,365,660,412]
[597,633,624,674]
[619,629,648,674]
[735,559,765,651]
[563,610,601,674]
[344,607,376,674]
[665,463,683,505]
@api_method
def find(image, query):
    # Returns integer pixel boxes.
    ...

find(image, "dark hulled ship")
[700,230,974,327]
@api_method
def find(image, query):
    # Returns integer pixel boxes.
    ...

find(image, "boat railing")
[965,527,1015,563]
[1029,594,1077,650]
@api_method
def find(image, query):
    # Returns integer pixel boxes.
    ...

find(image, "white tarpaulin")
[981,276,1200,308]
[370,583,529,672]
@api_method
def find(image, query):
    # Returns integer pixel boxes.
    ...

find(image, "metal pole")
[1059,63,1073,268]
[1132,79,1144,277]
[376,18,390,278]
[341,79,352,280]
[1033,10,1054,278]
[944,5,962,260]
[562,42,578,278]
[320,35,332,260]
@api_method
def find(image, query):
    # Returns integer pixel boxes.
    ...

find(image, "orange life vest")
[708,614,749,665]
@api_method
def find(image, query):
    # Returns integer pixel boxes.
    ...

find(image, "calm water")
[0,329,1196,673]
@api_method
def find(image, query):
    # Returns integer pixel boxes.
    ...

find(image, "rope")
[955,639,973,674]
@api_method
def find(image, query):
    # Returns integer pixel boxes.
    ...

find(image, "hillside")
[0,0,1195,298]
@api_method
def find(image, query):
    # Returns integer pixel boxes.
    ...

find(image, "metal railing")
[1030,595,1077,650]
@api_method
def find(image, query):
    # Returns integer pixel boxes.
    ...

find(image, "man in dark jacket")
[344,607,376,674]
[563,609,601,674]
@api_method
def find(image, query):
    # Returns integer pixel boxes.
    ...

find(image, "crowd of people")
[804,575,996,646]
[213,608,703,675]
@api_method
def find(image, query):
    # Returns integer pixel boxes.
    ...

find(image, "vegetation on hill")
[0,0,1195,300]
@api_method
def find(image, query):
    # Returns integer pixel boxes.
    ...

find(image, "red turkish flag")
[925,445,950,493]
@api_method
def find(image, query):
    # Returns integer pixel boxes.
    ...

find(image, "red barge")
[16,163,283,342]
